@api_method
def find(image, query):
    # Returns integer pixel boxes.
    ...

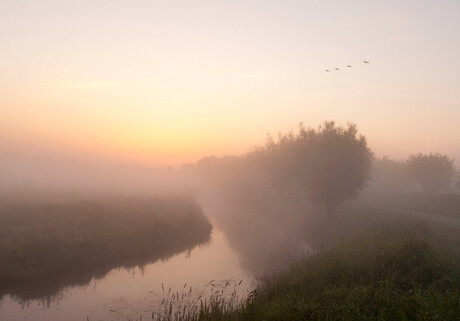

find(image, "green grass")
[0,195,212,301]
[155,207,460,321]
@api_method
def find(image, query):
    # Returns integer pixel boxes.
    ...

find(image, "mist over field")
[1,120,460,320]
[2,122,458,277]
[2,1,460,320]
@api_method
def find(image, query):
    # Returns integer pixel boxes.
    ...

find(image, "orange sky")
[1,1,459,167]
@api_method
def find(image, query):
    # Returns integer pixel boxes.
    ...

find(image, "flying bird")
[363,60,370,64]
[335,68,340,71]
[325,69,330,72]
[347,65,352,68]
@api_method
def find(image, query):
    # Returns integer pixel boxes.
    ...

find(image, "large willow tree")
[256,121,374,216]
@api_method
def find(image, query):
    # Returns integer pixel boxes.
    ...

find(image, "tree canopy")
[247,121,374,216]
[406,153,456,194]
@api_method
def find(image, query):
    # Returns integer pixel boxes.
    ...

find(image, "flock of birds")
[325,60,370,72]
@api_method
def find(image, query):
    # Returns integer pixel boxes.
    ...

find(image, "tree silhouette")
[191,121,374,219]
[299,122,374,216]
[253,121,374,217]
[406,153,456,194]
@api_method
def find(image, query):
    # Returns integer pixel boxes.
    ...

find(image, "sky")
[1,0,459,167]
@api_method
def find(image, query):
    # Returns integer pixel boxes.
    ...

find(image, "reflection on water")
[0,228,254,321]
[0,226,211,305]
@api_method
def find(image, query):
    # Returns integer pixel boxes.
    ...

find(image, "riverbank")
[159,206,460,320]
[0,195,212,300]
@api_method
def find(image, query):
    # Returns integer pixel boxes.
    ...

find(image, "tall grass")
[152,280,245,321]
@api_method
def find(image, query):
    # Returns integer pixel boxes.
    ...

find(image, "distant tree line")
[369,153,458,196]
[406,153,457,194]
[185,122,458,223]
[188,121,374,218]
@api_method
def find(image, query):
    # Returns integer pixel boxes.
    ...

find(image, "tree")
[255,121,374,217]
[299,122,374,216]
[193,121,374,218]
[406,153,456,194]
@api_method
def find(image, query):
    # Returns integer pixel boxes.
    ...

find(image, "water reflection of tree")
[197,165,312,276]
[2,236,210,306]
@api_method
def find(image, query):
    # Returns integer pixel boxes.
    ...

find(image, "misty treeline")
[183,121,459,273]
[183,121,374,273]
[189,121,374,216]
[363,153,460,218]
[365,153,458,198]
[187,121,459,221]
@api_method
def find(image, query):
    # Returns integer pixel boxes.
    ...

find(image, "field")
[155,206,460,321]
[0,195,212,301]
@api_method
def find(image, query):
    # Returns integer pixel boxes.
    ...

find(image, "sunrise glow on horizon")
[1,1,460,167]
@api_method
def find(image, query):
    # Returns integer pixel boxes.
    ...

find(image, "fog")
[2,119,460,321]
[0,153,185,201]
[1,147,312,276]
[3,121,458,281]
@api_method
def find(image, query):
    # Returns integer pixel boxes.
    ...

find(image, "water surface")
[0,228,254,321]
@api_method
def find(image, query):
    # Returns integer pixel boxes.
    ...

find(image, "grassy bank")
[159,207,460,321]
[0,195,212,301]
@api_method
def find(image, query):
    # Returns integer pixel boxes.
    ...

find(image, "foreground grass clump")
[0,195,212,299]
[241,226,459,321]
[161,212,460,321]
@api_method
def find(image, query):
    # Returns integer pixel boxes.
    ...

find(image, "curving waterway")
[0,227,255,321]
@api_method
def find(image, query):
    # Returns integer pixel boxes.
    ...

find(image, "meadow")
[0,195,212,301]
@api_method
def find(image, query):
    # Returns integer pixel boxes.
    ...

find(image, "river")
[0,227,255,321]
